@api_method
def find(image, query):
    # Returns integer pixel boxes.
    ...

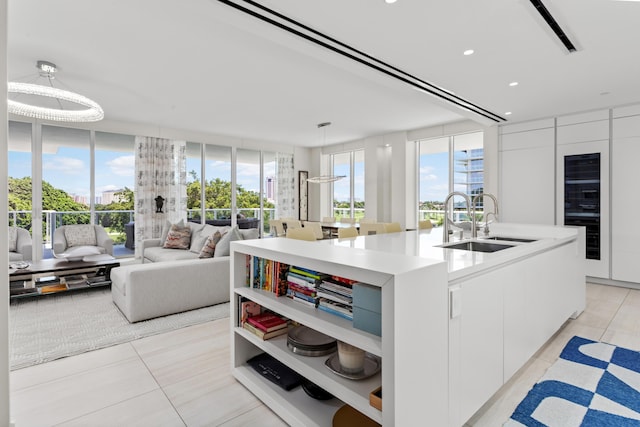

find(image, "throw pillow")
[64,225,97,247]
[163,223,192,249]
[8,227,17,252]
[214,226,243,258]
[238,228,259,240]
[198,231,222,258]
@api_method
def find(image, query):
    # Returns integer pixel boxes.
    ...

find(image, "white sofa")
[111,222,258,322]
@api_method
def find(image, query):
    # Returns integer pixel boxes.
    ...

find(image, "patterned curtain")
[276,153,295,219]
[134,136,187,258]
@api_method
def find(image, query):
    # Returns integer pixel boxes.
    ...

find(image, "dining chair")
[419,220,434,230]
[286,227,317,241]
[359,217,376,224]
[339,217,356,224]
[268,219,285,237]
[337,227,358,239]
[359,223,386,236]
[384,222,403,233]
[303,221,325,240]
[285,219,302,229]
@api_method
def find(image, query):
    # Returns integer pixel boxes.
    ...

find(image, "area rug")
[9,288,230,370]
[505,336,640,426]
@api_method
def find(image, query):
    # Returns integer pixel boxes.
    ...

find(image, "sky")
[9,148,273,201]
[10,146,458,204]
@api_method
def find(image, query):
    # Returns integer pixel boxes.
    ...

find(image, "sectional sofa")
[111,221,258,322]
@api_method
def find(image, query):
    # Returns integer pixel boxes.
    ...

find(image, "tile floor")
[9,283,640,426]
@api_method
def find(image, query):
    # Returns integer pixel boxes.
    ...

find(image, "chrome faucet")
[443,191,471,243]
[471,193,499,238]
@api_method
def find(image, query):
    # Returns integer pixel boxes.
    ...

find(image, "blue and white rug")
[506,336,640,427]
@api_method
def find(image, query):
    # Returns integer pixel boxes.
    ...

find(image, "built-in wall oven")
[564,153,600,260]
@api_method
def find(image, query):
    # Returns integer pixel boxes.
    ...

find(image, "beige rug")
[9,288,230,370]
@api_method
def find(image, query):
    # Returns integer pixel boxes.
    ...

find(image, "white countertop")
[320,222,579,282]
[233,223,579,283]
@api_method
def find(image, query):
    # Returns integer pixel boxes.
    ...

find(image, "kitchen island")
[230,223,585,426]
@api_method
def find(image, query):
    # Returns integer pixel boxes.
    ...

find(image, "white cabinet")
[448,272,504,426]
[499,123,555,225]
[612,114,640,282]
[230,239,449,426]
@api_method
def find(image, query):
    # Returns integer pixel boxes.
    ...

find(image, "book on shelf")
[286,282,317,297]
[317,303,354,321]
[86,276,109,285]
[286,289,318,305]
[289,294,318,308]
[289,266,328,281]
[318,280,353,298]
[246,352,303,390]
[243,321,289,340]
[239,298,262,325]
[318,297,353,315]
[249,256,289,296]
[287,272,317,289]
[316,288,352,305]
[10,287,39,296]
[246,312,288,333]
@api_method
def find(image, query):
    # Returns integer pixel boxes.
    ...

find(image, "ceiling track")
[216,0,506,123]
[529,0,577,53]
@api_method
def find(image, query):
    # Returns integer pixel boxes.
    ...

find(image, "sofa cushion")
[214,226,243,258]
[199,231,223,258]
[238,228,259,240]
[64,225,97,247]
[8,227,17,252]
[163,223,192,249]
[189,224,225,253]
[144,246,199,263]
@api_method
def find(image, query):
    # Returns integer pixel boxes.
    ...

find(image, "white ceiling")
[7,0,640,147]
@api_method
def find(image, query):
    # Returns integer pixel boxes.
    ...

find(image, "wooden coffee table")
[9,257,120,299]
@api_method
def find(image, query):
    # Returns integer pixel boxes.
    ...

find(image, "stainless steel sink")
[438,241,514,253]
[482,236,537,243]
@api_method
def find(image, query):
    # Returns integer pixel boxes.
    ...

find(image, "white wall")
[1,0,11,423]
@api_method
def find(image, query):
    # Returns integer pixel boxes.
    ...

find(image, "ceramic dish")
[325,353,381,380]
[287,341,336,357]
[288,325,336,347]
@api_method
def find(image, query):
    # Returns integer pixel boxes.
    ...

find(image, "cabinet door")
[612,115,640,282]
[449,273,504,426]
[500,128,555,225]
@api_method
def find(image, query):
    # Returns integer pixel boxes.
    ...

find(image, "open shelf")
[235,287,382,357]
[235,327,382,423]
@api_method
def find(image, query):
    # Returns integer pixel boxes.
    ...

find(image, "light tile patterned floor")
[9,283,639,426]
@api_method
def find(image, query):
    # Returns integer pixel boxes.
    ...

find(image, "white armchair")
[9,226,32,262]
[53,224,114,258]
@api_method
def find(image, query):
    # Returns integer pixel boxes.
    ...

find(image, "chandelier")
[8,60,104,122]
[308,122,346,184]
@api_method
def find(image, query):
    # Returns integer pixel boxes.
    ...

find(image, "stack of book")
[242,312,289,340]
[316,276,354,320]
[285,266,328,308]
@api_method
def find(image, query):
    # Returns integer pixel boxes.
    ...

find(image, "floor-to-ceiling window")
[418,131,484,226]
[331,150,364,220]
[94,131,135,250]
[8,121,33,241]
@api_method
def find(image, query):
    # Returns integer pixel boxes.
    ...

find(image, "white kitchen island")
[230,223,585,426]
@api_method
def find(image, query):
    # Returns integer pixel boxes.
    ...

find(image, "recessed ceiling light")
[509,82,519,87]
[385,0,397,3]
[505,112,512,115]
[463,49,474,56]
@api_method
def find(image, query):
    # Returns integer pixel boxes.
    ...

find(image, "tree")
[9,177,90,230]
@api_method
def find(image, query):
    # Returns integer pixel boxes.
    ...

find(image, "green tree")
[96,187,135,239]
[9,177,90,229]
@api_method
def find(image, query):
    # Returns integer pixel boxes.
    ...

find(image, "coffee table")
[9,257,120,299]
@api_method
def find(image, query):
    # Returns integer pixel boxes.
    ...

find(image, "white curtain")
[134,136,187,258]
[276,153,295,219]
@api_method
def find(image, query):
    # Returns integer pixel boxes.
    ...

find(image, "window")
[331,150,365,220]
[95,131,135,248]
[418,132,483,226]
